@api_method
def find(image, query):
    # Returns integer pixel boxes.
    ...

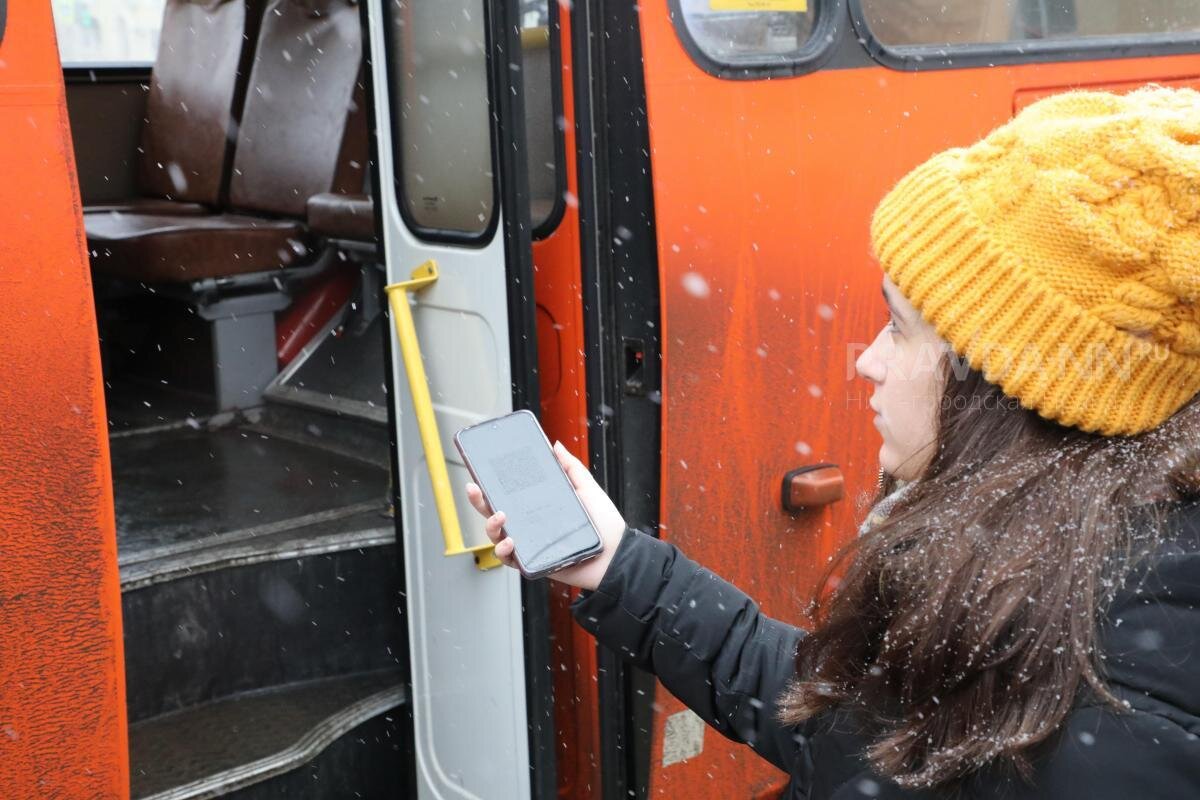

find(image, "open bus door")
[363,0,554,797]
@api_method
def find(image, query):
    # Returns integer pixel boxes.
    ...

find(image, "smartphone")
[454,410,604,579]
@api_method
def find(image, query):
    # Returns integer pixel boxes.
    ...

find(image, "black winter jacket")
[570,499,1200,799]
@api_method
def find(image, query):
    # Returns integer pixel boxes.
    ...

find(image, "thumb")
[553,441,591,492]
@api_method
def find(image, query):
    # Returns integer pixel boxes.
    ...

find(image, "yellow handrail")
[385,260,501,571]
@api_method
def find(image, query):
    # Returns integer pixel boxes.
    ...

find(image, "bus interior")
[67,0,560,795]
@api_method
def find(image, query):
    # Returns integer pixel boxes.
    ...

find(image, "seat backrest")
[138,0,263,206]
[228,0,366,219]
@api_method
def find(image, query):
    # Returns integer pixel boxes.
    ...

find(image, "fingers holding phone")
[464,485,518,568]
[458,412,626,591]
[548,440,626,546]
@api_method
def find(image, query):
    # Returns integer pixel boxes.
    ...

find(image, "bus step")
[109,420,388,571]
[129,670,406,800]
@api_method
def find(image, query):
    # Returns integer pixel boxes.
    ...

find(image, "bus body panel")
[0,2,129,797]
[637,2,1200,793]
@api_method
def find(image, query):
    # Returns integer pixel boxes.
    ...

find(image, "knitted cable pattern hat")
[871,85,1200,436]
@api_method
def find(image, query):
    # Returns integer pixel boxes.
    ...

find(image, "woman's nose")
[856,331,887,384]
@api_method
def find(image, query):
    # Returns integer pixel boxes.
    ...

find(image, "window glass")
[859,0,1200,48]
[389,0,495,237]
[520,0,562,232]
[52,0,165,65]
[676,0,817,67]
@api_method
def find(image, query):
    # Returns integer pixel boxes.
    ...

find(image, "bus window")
[51,0,165,65]
[858,0,1200,47]
[674,0,817,68]
[387,0,495,239]
[1068,1,1200,37]
[520,0,564,235]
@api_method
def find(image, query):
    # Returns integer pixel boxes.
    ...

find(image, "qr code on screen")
[490,447,545,493]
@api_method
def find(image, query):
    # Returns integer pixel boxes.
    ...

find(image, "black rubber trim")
[63,64,153,84]
[570,2,629,797]
[572,2,663,798]
[378,0,500,248]
[848,0,1200,72]
[666,0,846,80]
[381,299,424,800]
[360,0,419,795]
[484,1,556,798]
[531,0,568,241]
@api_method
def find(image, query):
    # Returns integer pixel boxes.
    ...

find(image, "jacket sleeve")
[569,526,811,772]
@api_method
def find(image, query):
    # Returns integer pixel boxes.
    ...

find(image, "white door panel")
[365,0,533,796]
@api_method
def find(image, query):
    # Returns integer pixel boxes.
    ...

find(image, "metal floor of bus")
[110,413,387,560]
[106,379,392,569]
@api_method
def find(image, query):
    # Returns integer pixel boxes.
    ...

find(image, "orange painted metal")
[533,4,604,798]
[1014,73,1200,111]
[635,2,1200,794]
[0,3,130,798]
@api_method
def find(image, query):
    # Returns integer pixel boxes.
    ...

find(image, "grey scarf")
[857,477,915,537]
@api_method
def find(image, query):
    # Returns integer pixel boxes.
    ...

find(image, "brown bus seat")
[84,0,262,218]
[86,212,305,281]
[88,0,366,283]
[85,199,209,216]
[306,193,376,242]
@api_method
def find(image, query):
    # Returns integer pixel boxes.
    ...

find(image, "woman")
[466,87,1200,798]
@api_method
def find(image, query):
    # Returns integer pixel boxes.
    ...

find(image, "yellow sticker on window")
[709,0,808,11]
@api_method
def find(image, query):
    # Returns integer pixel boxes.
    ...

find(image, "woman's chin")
[877,443,893,471]
[878,443,903,481]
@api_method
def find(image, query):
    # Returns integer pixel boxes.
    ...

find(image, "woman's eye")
[885,316,900,334]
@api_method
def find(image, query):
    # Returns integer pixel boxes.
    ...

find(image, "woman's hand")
[464,440,626,591]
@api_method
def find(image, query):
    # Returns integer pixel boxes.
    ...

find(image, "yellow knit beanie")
[871,85,1200,436]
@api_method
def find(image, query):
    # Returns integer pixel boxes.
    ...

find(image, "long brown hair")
[779,353,1200,789]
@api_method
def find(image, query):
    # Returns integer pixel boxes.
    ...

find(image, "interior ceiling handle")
[385,260,502,571]
[781,463,845,513]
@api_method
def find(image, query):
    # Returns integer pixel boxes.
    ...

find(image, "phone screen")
[455,411,602,577]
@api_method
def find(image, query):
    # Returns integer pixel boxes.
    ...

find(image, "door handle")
[781,463,844,512]
[385,260,501,570]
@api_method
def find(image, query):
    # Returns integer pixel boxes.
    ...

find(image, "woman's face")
[854,275,947,482]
